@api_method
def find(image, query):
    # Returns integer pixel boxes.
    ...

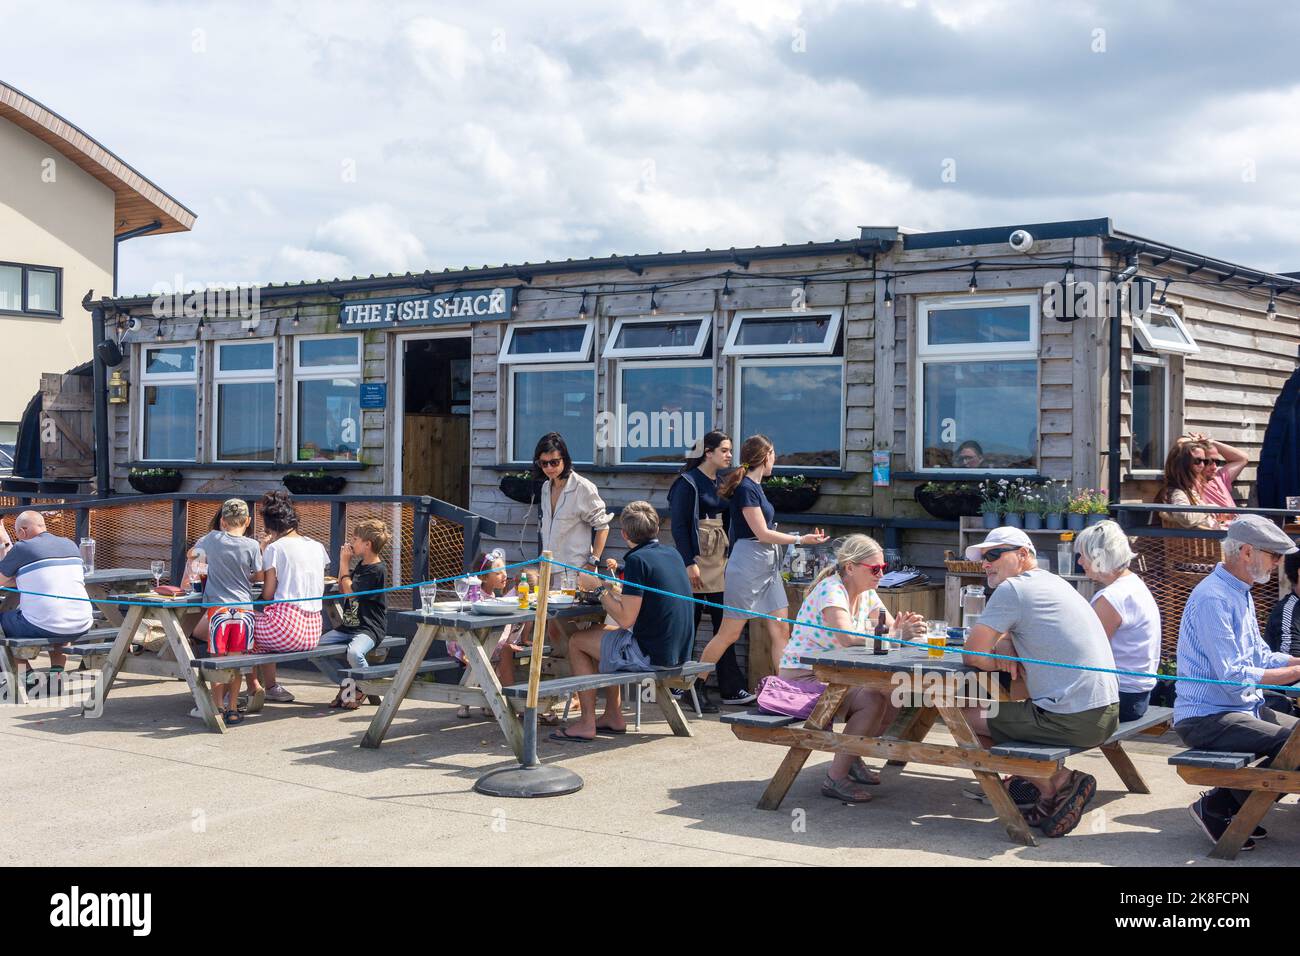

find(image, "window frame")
[733,356,845,471]
[613,358,714,465]
[1134,302,1200,355]
[292,333,363,463]
[507,362,597,465]
[212,340,278,463]
[137,341,199,462]
[1129,352,1170,477]
[498,319,595,365]
[722,307,843,357]
[914,293,1040,475]
[602,314,711,359]
[0,260,62,318]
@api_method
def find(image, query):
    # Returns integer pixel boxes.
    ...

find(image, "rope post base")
[474,551,584,798]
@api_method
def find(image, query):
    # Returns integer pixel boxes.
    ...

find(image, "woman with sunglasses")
[533,432,612,576]
[1188,432,1249,520]
[1154,440,1224,530]
[777,533,925,802]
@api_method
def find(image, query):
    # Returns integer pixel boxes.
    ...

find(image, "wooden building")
[88,218,1300,571]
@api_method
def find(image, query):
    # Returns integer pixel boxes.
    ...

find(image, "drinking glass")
[561,570,577,597]
[150,560,165,591]
[419,584,439,614]
[926,620,948,659]
[454,576,471,608]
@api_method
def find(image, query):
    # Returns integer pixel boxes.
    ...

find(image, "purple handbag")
[756,674,826,720]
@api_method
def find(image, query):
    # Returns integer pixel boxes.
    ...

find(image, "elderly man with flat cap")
[1175,514,1300,850]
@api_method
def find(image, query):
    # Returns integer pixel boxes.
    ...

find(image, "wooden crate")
[878,582,945,622]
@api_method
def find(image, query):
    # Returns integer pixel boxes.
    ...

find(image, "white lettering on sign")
[340,288,511,328]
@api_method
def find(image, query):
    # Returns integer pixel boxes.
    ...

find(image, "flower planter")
[1085,513,1108,526]
[914,485,983,521]
[499,474,544,505]
[1002,512,1024,529]
[981,512,1000,529]
[1044,512,1064,531]
[282,474,347,495]
[1067,513,1086,531]
[127,471,183,495]
[1149,678,1177,709]
[1023,512,1043,530]
[766,483,821,513]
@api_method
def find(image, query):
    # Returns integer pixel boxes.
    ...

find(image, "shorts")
[598,627,653,674]
[0,609,86,645]
[252,603,322,653]
[987,701,1119,748]
[208,607,255,656]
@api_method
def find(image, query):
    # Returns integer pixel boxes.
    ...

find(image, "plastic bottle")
[517,576,530,609]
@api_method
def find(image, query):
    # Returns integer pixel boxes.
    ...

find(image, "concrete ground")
[0,670,1290,867]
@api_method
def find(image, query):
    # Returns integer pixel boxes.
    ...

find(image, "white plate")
[547,594,575,606]
[472,598,525,616]
[425,600,466,612]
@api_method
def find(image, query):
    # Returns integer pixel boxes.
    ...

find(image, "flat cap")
[1225,514,1298,555]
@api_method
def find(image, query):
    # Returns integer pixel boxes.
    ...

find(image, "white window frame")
[1134,302,1200,355]
[507,362,596,465]
[613,359,714,465]
[914,293,1039,474]
[498,319,594,365]
[293,333,362,463]
[1130,352,1170,477]
[212,340,278,463]
[722,307,843,357]
[137,342,199,461]
[733,356,845,471]
[603,314,711,359]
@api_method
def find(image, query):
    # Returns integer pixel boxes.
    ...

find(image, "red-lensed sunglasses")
[851,562,889,575]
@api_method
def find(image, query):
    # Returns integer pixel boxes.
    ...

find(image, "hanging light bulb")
[1063,263,1075,287]
[721,274,732,299]
[196,315,205,335]
[650,286,659,316]
[883,276,893,308]
[1267,291,1278,321]
[578,293,588,320]
[1157,280,1169,307]
[968,265,979,294]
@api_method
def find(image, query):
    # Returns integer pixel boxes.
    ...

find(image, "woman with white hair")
[1075,520,1162,721]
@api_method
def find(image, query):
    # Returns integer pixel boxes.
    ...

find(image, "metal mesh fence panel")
[88,499,173,572]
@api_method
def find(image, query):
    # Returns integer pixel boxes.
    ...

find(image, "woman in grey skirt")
[700,435,827,672]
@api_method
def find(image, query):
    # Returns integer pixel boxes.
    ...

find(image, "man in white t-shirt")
[0,511,94,683]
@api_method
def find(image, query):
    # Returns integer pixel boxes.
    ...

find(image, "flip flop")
[549,729,596,743]
[595,726,627,736]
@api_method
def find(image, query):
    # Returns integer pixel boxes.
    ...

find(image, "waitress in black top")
[700,434,826,674]
[668,430,752,710]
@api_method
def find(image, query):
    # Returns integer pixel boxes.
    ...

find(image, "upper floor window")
[0,262,61,316]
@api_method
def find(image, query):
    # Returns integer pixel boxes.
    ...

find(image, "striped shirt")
[0,532,93,635]
[1264,591,1300,656]
[1174,564,1292,722]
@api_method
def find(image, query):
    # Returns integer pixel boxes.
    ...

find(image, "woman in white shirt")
[1076,520,1162,721]
[534,433,611,575]
[248,490,329,706]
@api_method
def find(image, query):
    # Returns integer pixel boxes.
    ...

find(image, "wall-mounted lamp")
[108,369,130,404]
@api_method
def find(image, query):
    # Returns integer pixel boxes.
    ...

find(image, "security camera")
[126,316,142,333]
[1009,229,1035,253]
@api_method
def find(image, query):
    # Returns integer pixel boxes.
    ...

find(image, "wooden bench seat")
[1168,750,1254,770]
[340,659,460,681]
[990,706,1174,762]
[190,636,405,672]
[0,627,118,650]
[500,662,713,700]
[719,710,800,729]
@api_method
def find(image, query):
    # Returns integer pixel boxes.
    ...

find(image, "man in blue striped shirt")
[1174,515,1300,849]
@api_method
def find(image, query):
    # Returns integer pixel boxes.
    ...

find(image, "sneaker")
[694,686,720,715]
[1187,794,1256,851]
[189,707,203,719]
[961,776,1040,808]
[264,684,295,703]
[1039,771,1098,838]
[719,689,757,706]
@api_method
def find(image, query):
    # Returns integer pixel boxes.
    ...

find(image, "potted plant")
[1067,489,1090,530]
[127,467,183,495]
[499,471,544,505]
[282,469,347,495]
[1043,481,1068,530]
[1149,657,1177,708]
[1086,489,1110,526]
[1023,490,1045,530]
[765,474,821,513]
[978,480,1003,529]
[1000,478,1026,528]
[915,480,984,521]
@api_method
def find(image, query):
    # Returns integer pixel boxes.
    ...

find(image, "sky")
[5,0,1300,295]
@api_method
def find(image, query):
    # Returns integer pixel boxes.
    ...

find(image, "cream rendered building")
[0,80,192,442]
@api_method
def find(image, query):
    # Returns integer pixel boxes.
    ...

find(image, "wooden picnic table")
[359,602,604,758]
[728,644,1169,847]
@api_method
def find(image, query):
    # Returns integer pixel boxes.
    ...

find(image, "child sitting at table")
[189,499,263,724]
[324,518,390,710]
[449,548,533,718]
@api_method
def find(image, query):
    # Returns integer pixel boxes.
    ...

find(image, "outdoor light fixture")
[721,273,732,298]
[578,293,588,320]
[1267,292,1278,320]
[883,276,893,308]
[292,306,300,328]
[196,315,205,335]
[1158,280,1170,307]
[968,264,979,294]
[650,286,659,316]
[1063,263,1075,287]
[108,369,129,404]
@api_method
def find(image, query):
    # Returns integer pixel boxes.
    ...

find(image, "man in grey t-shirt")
[959,527,1120,838]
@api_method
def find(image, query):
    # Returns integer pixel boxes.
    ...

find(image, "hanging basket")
[282,473,347,495]
[765,483,821,513]
[914,484,984,521]
[127,470,183,495]
[499,474,544,505]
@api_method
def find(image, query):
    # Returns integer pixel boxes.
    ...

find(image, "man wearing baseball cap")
[957,526,1120,838]
[1174,514,1300,850]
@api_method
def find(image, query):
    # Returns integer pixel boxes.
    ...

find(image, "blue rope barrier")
[540,557,1297,696]
[0,559,542,610]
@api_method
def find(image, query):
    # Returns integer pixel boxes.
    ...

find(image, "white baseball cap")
[965,526,1036,562]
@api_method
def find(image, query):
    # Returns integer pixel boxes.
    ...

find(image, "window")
[615,361,713,464]
[603,315,710,359]
[916,295,1039,471]
[214,341,276,462]
[498,320,594,364]
[0,262,61,315]
[723,308,841,356]
[1131,352,1169,472]
[1134,303,1199,355]
[294,335,361,462]
[139,343,198,461]
[509,365,596,463]
[736,358,843,468]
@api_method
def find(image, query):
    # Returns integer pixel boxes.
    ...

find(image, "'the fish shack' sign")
[339,287,513,329]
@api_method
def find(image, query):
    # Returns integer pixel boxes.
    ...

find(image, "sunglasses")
[853,562,889,575]
[537,457,565,469]
[981,546,1022,562]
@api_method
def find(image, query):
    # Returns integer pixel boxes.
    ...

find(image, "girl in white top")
[1076,520,1162,722]
[248,491,330,706]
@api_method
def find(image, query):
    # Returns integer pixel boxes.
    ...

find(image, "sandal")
[821,774,873,803]
[223,709,244,725]
[537,711,561,727]
[848,758,881,786]
[328,691,344,709]
[340,696,362,711]
[1039,771,1097,838]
